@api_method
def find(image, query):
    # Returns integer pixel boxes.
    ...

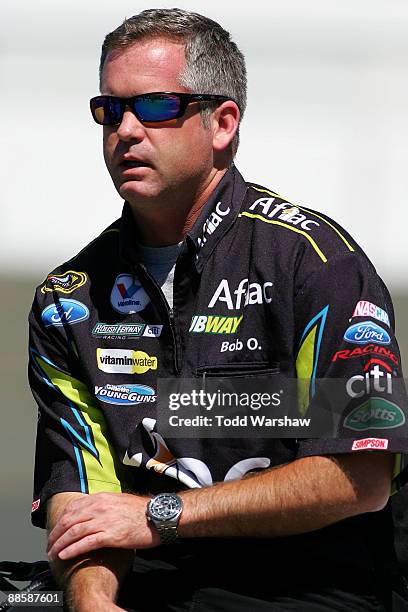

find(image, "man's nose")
[116,109,146,142]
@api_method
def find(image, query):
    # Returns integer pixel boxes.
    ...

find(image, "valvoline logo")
[111,274,150,314]
[343,321,391,345]
[95,384,156,406]
[41,299,90,327]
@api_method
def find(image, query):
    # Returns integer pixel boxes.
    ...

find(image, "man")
[29,8,408,611]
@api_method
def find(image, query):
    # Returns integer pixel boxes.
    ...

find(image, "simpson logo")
[31,499,40,512]
[41,270,87,294]
[352,438,389,451]
[332,345,399,365]
[344,398,405,431]
[197,201,231,249]
[95,383,156,405]
[208,278,273,310]
[97,349,157,374]
[351,301,390,327]
[111,274,150,314]
[190,314,243,334]
[249,198,319,231]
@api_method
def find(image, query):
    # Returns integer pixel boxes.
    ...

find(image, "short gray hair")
[99,8,247,157]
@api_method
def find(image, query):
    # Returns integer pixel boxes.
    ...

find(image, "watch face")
[149,493,182,521]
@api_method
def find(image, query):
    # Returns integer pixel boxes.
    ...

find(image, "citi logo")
[208,278,273,310]
[346,363,393,399]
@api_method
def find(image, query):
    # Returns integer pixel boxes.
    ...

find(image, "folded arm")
[47,451,394,562]
[47,492,134,612]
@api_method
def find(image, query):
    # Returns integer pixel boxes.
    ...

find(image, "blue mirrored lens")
[92,97,122,124]
[135,95,181,121]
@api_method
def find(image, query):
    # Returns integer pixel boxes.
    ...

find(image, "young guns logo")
[208,278,273,310]
[95,383,156,405]
[249,198,319,231]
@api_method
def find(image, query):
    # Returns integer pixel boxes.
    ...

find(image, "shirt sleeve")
[29,287,129,529]
[293,250,408,459]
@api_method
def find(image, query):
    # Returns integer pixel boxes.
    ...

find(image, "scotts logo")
[208,279,273,310]
[351,438,389,451]
[344,398,405,431]
[96,348,157,374]
[111,274,150,314]
[343,321,391,345]
[41,270,87,294]
[332,344,399,365]
[197,201,231,249]
[346,363,393,399]
[92,322,163,338]
[190,314,243,334]
[249,198,319,231]
[351,300,390,327]
[41,299,90,327]
[95,383,156,405]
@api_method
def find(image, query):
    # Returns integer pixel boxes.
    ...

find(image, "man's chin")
[118,180,160,203]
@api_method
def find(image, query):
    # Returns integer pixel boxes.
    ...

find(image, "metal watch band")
[156,523,179,545]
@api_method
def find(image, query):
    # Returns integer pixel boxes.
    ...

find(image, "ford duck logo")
[41,299,90,327]
[344,321,391,345]
[95,384,157,406]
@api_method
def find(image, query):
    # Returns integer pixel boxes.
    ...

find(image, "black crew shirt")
[29,165,408,588]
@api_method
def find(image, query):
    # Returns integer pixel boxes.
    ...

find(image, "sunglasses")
[89,92,234,125]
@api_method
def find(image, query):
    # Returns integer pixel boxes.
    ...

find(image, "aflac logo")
[344,321,391,345]
[95,384,156,406]
[111,274,150,314]
[41,299,89,327]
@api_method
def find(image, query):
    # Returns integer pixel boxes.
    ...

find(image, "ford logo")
[344,321,391,345]
[41,299,90,327]
[95,384,157,406]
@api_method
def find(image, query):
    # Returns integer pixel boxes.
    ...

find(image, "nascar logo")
[41,270,87,294]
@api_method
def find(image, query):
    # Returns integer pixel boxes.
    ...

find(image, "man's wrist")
[146,493,183,544]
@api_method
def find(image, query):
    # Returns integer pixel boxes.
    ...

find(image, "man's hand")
[47,492,160,561]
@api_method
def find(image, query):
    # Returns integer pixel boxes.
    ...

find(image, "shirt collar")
[119,164,247,272]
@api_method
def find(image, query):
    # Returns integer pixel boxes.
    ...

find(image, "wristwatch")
[146,493,183,544]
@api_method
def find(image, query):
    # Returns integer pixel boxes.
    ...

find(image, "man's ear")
[212,101,240,153]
